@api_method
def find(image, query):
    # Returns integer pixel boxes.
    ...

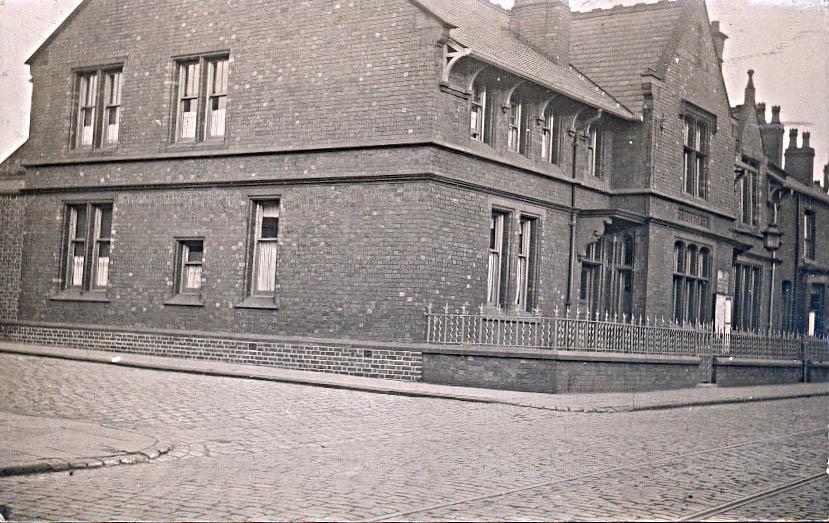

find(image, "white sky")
[1,0,827,181]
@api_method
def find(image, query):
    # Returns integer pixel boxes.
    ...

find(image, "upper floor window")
[804,210,816,260]
[507,92,528,156]
[470,77,493,145]
[672,241,711,324]
[541,105,562,165]
[587,124,604,178]
[738,167,759,226]
[62,202,112,293]
[682,113,710,199]
[174,55,229,143]
[74,67,123,149]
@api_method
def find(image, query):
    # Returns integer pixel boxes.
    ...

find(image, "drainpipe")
[565,108,602,307]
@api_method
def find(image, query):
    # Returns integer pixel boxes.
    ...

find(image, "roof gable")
[570,1,686,116]
[25,0,90,65]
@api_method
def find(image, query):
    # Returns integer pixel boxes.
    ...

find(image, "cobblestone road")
[0,353,826,521]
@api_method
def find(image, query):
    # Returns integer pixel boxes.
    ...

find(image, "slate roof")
[413,0,637,121]
[570,1,686,117]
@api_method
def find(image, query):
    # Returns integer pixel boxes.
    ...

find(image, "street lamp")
[764,223,783,330]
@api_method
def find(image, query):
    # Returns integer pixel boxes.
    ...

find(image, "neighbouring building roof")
[412,0,637,120]
[0,143,27,177]
[570,0,686,117]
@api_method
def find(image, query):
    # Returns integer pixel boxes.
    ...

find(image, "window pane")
[675,243,685,274]
[255,242,278,292]
[623,236,634,267]
[184,265,202,290]
[684,151,695,194]
[95,243,110,288]
[74,206,87,238]
[97,206,112,238]
[187,242,204,263]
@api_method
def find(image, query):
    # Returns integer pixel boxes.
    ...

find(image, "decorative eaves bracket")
[441,40,471,84]
[575,216,613,258]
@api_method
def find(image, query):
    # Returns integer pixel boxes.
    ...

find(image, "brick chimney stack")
[756,102,766,124]
[711,21,728,66]
[761,105,785,167]
[785,128,816,186]
[824,163,829,193]
[510,0,572,65]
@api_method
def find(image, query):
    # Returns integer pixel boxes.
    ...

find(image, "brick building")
[1,0,826,386]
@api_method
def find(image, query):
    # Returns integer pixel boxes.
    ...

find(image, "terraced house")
[1,0,827,393]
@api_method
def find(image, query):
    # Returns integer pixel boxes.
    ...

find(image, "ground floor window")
[579,233,635,318]
[514,216,537,312]
[249,200,280,297]
[672,241,711,324]
[175,239,204,296]
[62,202,112,293]
[487,210,509,307]
[733,263,762,330]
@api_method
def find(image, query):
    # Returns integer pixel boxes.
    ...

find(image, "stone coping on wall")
[714,357,803,368]
[422,344,702,365]
[0,320,434,353]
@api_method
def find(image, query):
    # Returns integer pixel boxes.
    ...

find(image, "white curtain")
[256,242,277,292]
[95,257,109,287]
[72,256,85,287]
[185,265,202,290]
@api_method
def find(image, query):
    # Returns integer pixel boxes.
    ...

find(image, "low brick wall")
[0,322,423,381]
[713,358,802,387]
[422,347,701,394]
[807,362,829,383]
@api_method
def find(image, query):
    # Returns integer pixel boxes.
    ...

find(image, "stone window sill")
[234,296,280,310]
[50,291,110,303]
[163,294,204,307]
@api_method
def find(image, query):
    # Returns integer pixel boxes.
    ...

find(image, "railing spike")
[427,302,433,314]
[479,303,484,315]
[444,302,449,314]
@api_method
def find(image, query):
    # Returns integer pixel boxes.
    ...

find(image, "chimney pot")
[802,132,811,149]
[771,105,781,123]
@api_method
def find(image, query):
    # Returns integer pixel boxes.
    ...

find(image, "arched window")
[579,232,636,318]
[541,104,562,164]
[673,241,711,324]
[470,76,494,145]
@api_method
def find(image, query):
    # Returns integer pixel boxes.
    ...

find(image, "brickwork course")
[1,0,828,385]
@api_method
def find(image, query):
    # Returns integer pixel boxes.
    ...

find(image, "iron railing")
[425,304,829,361]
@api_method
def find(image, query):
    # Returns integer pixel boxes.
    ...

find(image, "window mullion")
[196,57,209,141]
